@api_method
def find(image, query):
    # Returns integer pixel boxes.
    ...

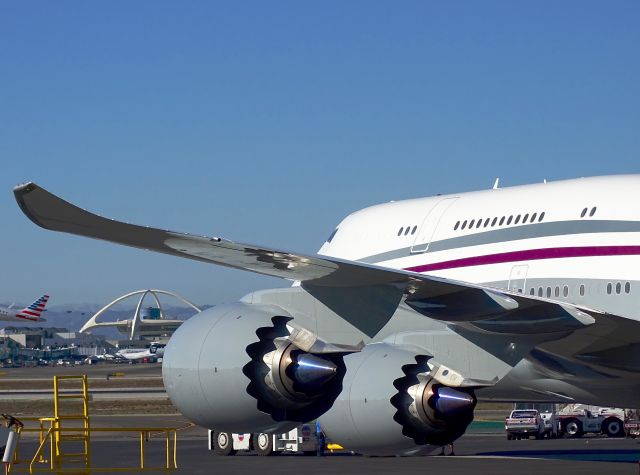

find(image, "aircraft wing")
[13,182,632,352]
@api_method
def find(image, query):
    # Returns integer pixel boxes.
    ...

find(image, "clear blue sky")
[1,1,639,306]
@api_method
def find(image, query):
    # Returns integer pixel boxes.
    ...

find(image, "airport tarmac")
[3,364,640,474]
[13,424,640,474]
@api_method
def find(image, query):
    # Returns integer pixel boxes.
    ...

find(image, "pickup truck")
[505,409,545,440]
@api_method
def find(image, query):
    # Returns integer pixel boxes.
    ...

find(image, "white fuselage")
[320,175,640,320]
[0,306,31,322]
[116,344,165,361]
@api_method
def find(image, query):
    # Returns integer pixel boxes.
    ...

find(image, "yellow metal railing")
[6,374,178,474]
[10,419,178,473]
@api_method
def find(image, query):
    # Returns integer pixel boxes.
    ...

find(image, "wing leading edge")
[13,182,611,340]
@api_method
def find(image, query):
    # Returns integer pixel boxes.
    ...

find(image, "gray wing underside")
[13,182,638,359]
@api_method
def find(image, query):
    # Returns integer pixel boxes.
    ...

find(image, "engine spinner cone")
[433,387,475,417]
[291,353,337,390]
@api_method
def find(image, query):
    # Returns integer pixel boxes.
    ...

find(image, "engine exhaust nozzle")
[433,387,475,417]
[290,353,337,390]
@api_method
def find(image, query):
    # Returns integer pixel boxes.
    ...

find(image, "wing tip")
[13,182,38,195]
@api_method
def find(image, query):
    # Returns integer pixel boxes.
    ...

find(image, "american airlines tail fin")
[17,294,49,321]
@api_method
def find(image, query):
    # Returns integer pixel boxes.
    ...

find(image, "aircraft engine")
[319,343,476,455]
[162,302,344,433]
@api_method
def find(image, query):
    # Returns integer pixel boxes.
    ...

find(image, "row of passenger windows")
[527,282,631,298]
[607,281,631,295]
[580,207,597,218]
[397,225,418,236]
[454,212,545,231]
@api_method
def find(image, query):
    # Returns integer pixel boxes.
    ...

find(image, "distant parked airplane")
[0,295,49,322]
[116,342,165,361]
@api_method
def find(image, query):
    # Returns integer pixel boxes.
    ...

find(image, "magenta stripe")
[404,246,640,273]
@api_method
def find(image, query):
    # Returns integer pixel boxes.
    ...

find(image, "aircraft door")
[411,198,458,253]
[508,265,529,293]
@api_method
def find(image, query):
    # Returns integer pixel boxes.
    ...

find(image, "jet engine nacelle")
[162,302,344,433]
[319,343,476,456]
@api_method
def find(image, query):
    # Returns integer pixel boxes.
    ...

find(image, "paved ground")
[8,415,640,474]
[4,365,639,474]
[13,431,640,474]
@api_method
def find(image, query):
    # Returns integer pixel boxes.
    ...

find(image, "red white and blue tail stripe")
[17,295,49,321]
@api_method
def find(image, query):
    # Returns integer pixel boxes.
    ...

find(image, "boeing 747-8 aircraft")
[13,176,640,455]
[0,295,49,322]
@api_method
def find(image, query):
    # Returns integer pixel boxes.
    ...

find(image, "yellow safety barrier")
[6,375,178,474]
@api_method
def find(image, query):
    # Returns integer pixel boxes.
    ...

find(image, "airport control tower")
[79,289,201,341]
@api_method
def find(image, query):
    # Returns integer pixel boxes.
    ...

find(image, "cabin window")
[563,285,569,297]
[529,288,535,295]
[476,219,482,229]
[491,217,498,227]
[539,212,545,222]
[538,287,543,297]
[625,282,631,294]
[411,225,417,235]
[530,213,537,223]
[523,213,529,223]
[515,215,521,224]
[499,217,505,225]
[580,284,585,296]
[554,286,560,297]
[581,208,587,218]
[327,228,339,243]
[484,218,490,227]
[398,227,403,236]
[616,282,622,294]
[507,216,513,225]
[469,219,475,228]
[607,283,612,294]
[404,227,410,236]
[462,220,467,230]
[454,221,460,230]
[590,207,597,217]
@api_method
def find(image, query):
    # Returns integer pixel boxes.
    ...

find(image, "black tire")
[253,433,276,456]
[563,419,584,438]
[506,433,513,440]
[213,431,236,456]
[603,418,624,438]
[534,432,542,440]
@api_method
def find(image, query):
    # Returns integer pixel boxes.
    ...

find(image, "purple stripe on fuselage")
[404,246,640,273]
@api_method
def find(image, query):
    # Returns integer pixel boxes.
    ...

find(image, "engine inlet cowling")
[162,302,344,434]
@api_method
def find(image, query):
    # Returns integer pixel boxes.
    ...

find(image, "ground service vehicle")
[557,405,624,438]
[505,410,545,440]
[208,425,319,456]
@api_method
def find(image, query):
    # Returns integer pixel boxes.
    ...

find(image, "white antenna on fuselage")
[492,178,500,189]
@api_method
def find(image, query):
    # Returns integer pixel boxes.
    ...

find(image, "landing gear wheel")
[563,419,584,438]
[213,431,236,456]
[603,418,624,438]
[507,433,514,440]
[253,433,276,456]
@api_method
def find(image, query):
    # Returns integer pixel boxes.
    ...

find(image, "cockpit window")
[326,228,339,243]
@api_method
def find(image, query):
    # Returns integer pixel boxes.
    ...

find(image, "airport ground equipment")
[5,374,178,473]
[505,410,546,440]
[556,405,625,438]
[624,409,640,437]
[208,425,319,456]
[511,403,559,439]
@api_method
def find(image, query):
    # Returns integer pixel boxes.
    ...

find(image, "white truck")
[208,425,320,456]
[556,405,625,438]
[505,409,546,440]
